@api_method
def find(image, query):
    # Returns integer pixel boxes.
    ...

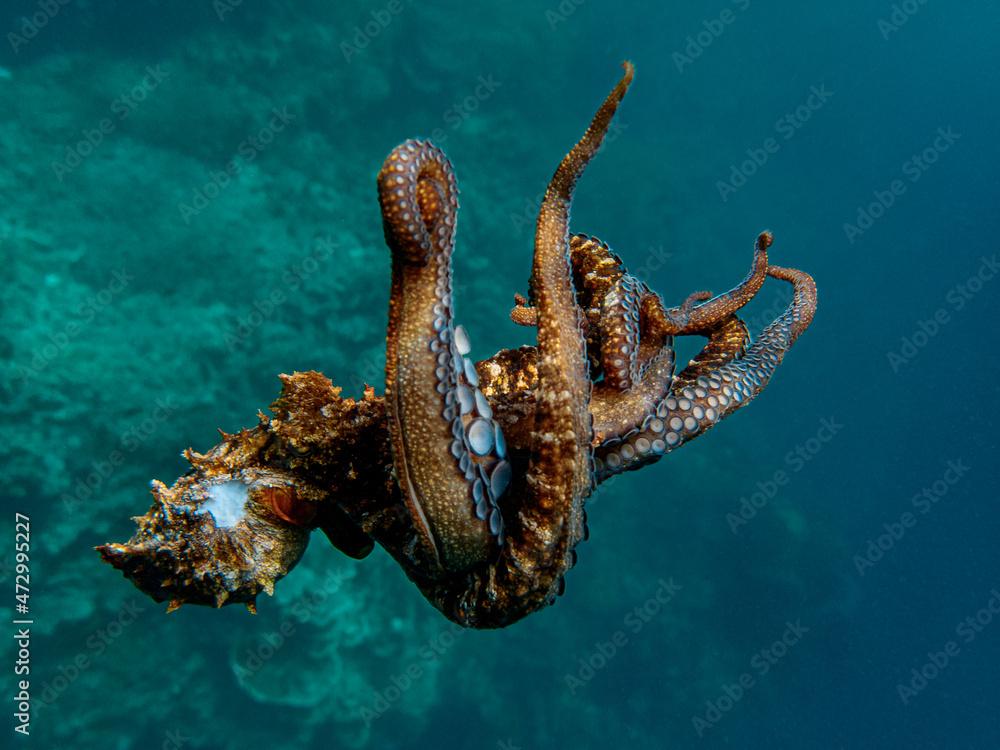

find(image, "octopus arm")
[650,231,772,337]
[432,63,636,626]
[378,141,512,573]
[594,257,817,479]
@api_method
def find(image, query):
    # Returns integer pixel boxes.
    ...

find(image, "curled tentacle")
[379,141,510,573]
[584,231,770,451]
[590,342,675,444]
[566,234,633,379]
[563,234,680,441]
[650,230,772,336]
[670,314,751,392]
[595,257,817,479]
[597,274,646,391]
[665,289,713,325]
[512,233,660,389]
[762,264,817,343]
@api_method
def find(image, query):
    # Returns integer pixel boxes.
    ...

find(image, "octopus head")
[98,460,317,613]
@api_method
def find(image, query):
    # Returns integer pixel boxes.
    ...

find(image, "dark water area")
[1,1,997,748]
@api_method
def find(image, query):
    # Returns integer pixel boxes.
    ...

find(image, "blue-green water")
[1,1,998,748]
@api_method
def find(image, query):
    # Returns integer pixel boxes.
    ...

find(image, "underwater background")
[1,0,998,748]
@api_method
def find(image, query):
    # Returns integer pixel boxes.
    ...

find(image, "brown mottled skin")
[378,140,493,572]
[99,63,818,629]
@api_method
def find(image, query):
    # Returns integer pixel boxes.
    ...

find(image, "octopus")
[99,63,817,629]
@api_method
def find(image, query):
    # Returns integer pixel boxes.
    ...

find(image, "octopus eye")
[260,485,317,527]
